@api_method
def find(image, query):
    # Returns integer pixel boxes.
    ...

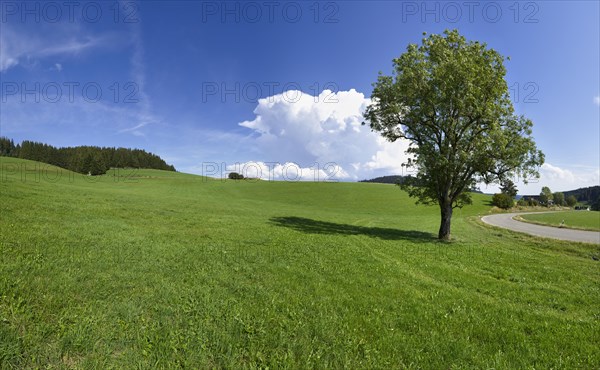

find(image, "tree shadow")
[270,216,436,243]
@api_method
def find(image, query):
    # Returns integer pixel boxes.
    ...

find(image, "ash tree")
[363,30,544,240]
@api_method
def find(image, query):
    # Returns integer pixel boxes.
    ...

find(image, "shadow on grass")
[270,216,436,242]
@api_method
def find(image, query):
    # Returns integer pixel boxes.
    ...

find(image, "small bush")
[517,198,528,207]
[228,172,244,180]
[492,193,514,209]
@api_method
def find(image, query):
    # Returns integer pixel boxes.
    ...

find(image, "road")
[481,212,600,244]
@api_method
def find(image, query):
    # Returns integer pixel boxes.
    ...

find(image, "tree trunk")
[438,200,453,240]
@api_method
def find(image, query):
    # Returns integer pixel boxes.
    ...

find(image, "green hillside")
[1,157,598,368]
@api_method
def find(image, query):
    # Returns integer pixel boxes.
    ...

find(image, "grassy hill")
[1,156,598,368]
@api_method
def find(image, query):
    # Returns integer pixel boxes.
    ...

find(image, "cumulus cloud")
[230,90,599,191]
[236,89,411,181]
[504,162,600,195]
[226,161,349,181]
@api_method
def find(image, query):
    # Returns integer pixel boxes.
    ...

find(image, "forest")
[0,137,176,175]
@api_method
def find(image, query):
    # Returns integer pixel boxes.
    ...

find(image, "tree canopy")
[500,179,518,198]
[0,137,176,175]
[553,192,565,206]
[363,30,544,240]
[539,186,553,205]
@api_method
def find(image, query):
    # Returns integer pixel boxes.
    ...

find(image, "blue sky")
[1,0,598,193]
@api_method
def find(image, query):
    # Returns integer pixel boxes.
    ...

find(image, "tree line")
[492,181,600,211]
[0,137,176,175]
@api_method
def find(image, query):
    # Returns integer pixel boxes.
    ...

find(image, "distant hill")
[0,137,176,176]
[521,185,600,210]
[359,175,405,184]
[359,175,484,194]
[563,186,600,204]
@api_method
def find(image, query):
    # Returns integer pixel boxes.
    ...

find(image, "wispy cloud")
[0,24,120,72]
[594,95,600,106]
[117,7,160,137]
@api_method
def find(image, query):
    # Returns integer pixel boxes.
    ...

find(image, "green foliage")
[517,198,528,207]
[553,192,565,206]
[563,186,600,205]
[228,172,244,180]
[492,193,514,209]
[363,29,544,239]
[0,137,175,175]
[566,195,578,207]
[0,137,16,156]
[500,179,518,198]
[592,196,600,211]
[540,186,553,205]
[359,175,405,184]
[1,157,598,368]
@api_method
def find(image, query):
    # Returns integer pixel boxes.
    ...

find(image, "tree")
[492,193,514,209]
[539,186,553,205]
[566,195,577,207]
[592,196,600,211]
[0,137,16,156]
[553,192,565,206]
[228,172,244,180]
[500,179,518,198]
[2,138,176,174]
[363,30,544,240]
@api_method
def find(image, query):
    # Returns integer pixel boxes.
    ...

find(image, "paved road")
[481,212,600,244]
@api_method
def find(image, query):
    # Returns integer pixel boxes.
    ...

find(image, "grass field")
[519,211,600,231]
[1,156,599,368]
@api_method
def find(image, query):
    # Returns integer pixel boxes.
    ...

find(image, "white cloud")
[236,89,411,181]
[0,92,155,141]
[231,90,599,190]
[594,95,600,106]
[540,163,575,182]
[486,162,600,195]
[539,163,599,190]
[0,24,119,72]
[115,11,158,137]
[225,161,349,181]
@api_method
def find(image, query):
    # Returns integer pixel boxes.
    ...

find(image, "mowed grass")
[1,156,599,368]
[520,211,600,231]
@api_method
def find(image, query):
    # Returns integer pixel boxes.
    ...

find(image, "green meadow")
[1,156,599,368]
[520,211,600,232]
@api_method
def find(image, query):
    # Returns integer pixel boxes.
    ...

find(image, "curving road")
[481,212,600,244]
